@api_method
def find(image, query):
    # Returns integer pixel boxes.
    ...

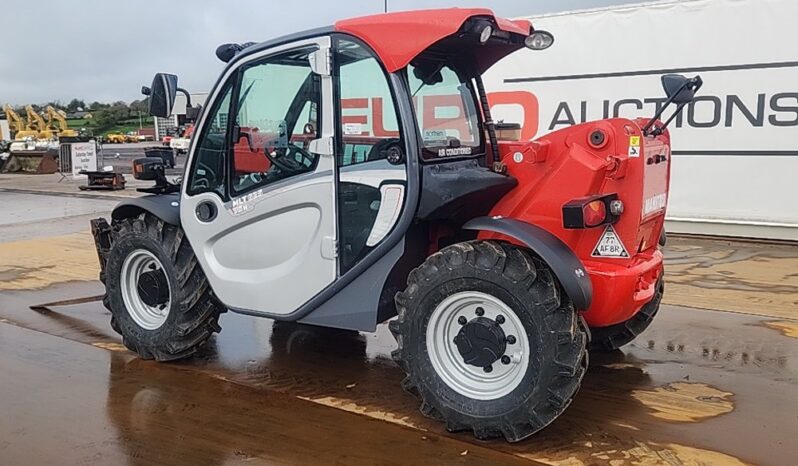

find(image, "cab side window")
[187,82,232,198]
[337,40,401,166]
[336,39,404,274]
[231,47,321,196]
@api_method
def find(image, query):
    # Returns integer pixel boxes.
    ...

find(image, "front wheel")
[390,241,588,442]
[103,213,224,361]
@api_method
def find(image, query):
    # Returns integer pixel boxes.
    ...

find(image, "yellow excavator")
[3,104,39,140]
[1,105,59,174]
[25,105,55,139]
[45,105,78,138]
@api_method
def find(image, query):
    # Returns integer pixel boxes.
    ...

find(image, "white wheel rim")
[120,249,171,330]
[426,291,530,401]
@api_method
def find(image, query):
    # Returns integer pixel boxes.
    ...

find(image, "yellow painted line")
[91,342,128,352]
[764,320,798,339]
[296,395,424,430]
[632,382,733,423]
[0,231,99,290]
[520,440,746,466]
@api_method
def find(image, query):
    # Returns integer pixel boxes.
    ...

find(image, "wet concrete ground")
[1,190,797,465]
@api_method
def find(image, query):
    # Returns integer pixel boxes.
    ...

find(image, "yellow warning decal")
[628,136,641,157]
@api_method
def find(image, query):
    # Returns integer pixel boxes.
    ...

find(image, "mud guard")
[462,217,593,310]
[111,193,181,226]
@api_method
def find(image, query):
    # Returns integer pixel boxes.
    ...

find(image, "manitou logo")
[643,193,667,216]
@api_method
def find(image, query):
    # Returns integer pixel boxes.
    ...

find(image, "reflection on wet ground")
[664,236,798,320]
[2,279,796,465]
[0,323,527,466]
[1,218,797,465]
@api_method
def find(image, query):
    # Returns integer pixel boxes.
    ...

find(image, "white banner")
[484,0,798,239]
[71,142,97,177]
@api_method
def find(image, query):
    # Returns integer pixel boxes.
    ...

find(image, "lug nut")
[483,365,493,373]
[501,355,511,365]
[506,335,516,344]
[458,316,467,325]
[475,307,485,316]
[495,315,505,324]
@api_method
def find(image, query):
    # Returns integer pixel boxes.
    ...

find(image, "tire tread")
[103,214,223,362]
[391,240,588,442]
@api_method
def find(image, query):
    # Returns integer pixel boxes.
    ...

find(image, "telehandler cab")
[91,8,702,441]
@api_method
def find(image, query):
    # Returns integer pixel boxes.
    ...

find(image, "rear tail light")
[563,194,620,229]
[133,161,143,177]
[582,200,607,227]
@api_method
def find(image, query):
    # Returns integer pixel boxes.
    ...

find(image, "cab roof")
[335,8,533,73]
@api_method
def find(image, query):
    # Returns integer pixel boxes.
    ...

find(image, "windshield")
[407,63,483,160]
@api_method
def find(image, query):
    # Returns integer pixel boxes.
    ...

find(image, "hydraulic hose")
[475,75,503,173]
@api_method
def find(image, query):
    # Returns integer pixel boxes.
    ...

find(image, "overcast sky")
[2,0,645,105]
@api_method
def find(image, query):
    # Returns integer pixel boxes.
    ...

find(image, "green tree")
[67,99,87,112]
[94,102,130,127]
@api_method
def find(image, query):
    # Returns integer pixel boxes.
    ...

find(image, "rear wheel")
[103,213,224,361]
[390,240,588,442]
[589,279,663,352]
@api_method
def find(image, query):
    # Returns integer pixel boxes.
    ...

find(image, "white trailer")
[485,0,798,240]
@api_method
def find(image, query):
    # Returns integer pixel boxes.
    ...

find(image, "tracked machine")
[91,9,701,441]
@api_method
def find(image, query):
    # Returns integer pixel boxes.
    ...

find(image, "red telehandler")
[91,8,702,441]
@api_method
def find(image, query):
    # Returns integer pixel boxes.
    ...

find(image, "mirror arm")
[651,102,688,136]
[643,76,703,136]
[177,87,192,108]
[641,88,681,136]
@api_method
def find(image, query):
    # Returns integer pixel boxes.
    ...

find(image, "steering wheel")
[265,144,315,173]
[192,161,217,190]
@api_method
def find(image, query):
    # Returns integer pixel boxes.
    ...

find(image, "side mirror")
[661,74,702,105]
[642,74,703,136]
[147,73,178,118]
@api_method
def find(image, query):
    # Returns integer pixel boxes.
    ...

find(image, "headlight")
[479,24,493,44]
[525,30,555,50]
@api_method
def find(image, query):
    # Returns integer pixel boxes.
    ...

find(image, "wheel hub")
[137,269,169,307]
[454,317,507,368]
[426,291,530,400]
[120,249,171,331]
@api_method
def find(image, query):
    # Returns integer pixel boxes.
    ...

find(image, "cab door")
[180,37,337,316]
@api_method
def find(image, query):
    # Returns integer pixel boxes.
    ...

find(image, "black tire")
[390,240,588,442]
[589,279,663,352]
[103,213,224,361]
